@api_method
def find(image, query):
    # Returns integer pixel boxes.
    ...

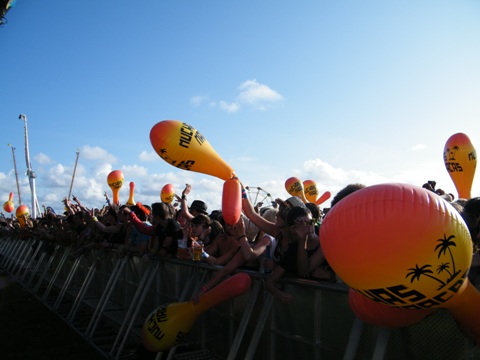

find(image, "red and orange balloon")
[320,183,480,342]
[15,204,29,229]
[150,120,235,181]
[3,192,14,213]
[285,177,307,203]
[107,170,124,205]
[161,184,175,204]
[443,133,476,199]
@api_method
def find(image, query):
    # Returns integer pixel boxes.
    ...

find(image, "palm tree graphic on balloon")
[406,234,461,290]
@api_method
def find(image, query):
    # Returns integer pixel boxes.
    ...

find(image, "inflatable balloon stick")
[285,177,308,203]
[126,182,136,206]
[150,120,235,181]
[161,184,175,204]
[142,272,252,352]
[3,192,14,213]
[15,205,29,229]
[107,170,124,205]
[315,191,331,206]
[320,183,480,341]
[303,180,318,203]
[222,178,241,225]
[444,133,477,199]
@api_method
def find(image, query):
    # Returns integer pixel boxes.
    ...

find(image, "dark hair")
[286,206,311,227]
[305,203,320,221]
[331,183,366,208]
[190,214,211,227]
[460,197,480,242]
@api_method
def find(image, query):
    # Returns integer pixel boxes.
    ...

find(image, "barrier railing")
[1,235,479,360]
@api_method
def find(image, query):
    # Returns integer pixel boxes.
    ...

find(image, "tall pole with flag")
[19,114,38,219]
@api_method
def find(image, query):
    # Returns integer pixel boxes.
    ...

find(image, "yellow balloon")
[303,179,318,203]
[150,120,235,181]
[444,133,477,199]
[285,177,307,203]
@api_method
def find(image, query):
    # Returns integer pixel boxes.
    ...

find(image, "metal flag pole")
[68,149,80,199]
[19,114,38,219]
[7,143,22,205]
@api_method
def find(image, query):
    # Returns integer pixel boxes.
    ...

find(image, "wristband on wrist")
[237,234,247,240]
[241,189,247,199]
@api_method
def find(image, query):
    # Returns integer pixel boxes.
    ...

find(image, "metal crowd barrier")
[1,235,479,360]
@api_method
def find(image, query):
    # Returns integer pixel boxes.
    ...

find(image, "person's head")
[131,205,147,222]
[330,183,366,208]
[188,214,211,237]
[460,197,480,244]
[151,202,172,224]
[261,208,278,223]
[189,200,208,216]
[305,203,320,222]
[287,206,314,239]
[275,196,306,227]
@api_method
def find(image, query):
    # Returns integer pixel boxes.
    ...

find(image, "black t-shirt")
[278,242,320,276]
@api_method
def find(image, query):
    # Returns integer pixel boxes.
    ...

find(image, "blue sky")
[1,1,480,215]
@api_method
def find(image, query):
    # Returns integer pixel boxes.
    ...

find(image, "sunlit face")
[292,215,314,237]
[189,222,206,237]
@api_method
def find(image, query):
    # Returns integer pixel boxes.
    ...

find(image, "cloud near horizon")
[191,79,283,113]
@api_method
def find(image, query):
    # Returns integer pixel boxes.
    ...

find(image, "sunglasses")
[294,218,314,226]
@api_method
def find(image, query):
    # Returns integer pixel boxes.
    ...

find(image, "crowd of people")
[1,180,480,304]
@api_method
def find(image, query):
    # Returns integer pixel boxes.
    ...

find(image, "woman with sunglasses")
[265,206,334,304]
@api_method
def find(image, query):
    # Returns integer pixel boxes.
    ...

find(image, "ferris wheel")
[244,186,276,210]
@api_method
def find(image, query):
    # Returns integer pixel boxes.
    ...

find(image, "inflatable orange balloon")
[303,180,318,203]
[3,192,14,213]
[285,177,307,203]
[222,178,241,225]
[161,184,175,204]
[142,273,251,352]
[150,120,235,181]
[107,170,124,205]
[126,182,136,206]
[444,133,477,199]
[15,205,29,229]
[320,183,480,342]
[315,191,331,206]
[349,289,434,328]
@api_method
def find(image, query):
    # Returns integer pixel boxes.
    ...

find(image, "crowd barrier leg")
[41,246,72,303]
[227,278,261,360]
[66,251,100,325]
[33,244,61,295]
[372,328,391,360]
[53,252,83,311]
[110,260,159,359]
[25,247,47,289]
[16,240,43,283]
[9,239,31,275]
[85,255,128,339]
[244,291,274,360]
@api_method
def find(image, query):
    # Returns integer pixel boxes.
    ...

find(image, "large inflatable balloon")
[3,192,14,213]
[142,272,251,352]
[303,180,318,203]
[15,205,29,229]
[222,178,241,225]
[161,184,175,204]
[150,120,235,181]
[444,133,477,199]
[320,183,480,342]
[107,170,124,205]
[285,177,308,203]
[349,289,434,328]
[315,191,331,206]
[126,182,136,206]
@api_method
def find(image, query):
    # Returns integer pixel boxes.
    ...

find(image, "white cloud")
[35,152,53,165]
[237,79,284,106]
[81,145,117,163]
[219,101,240,113]
[192,79,283,113]
[411,144,427,150]
[190,95,209,107]
[139,150,160,162]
